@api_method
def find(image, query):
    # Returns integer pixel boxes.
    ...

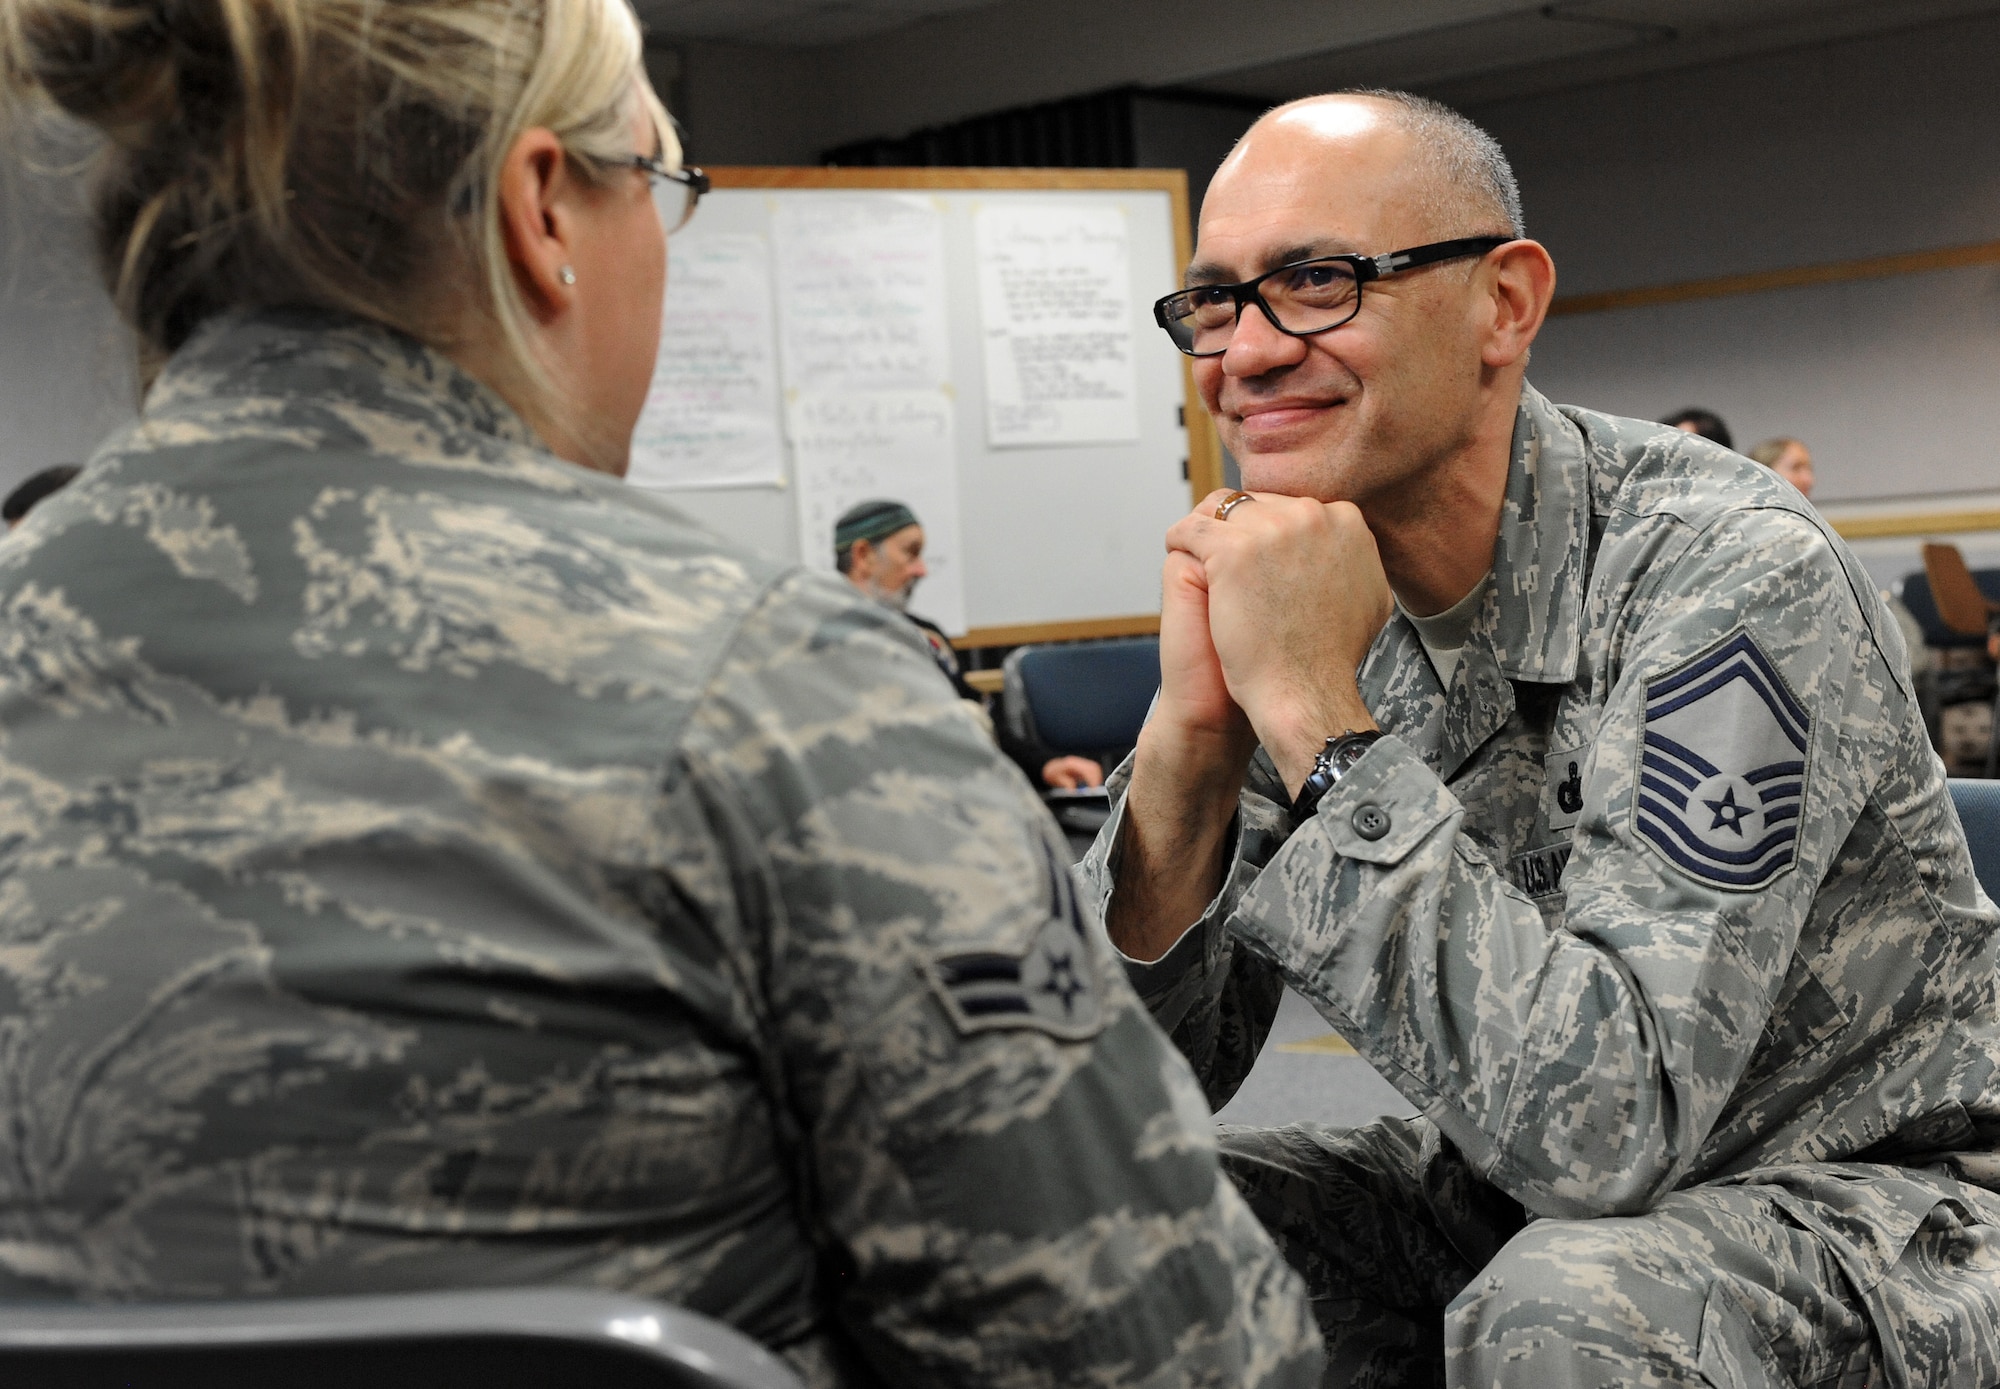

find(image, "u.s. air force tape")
[924,839,1106,1041]
[1634,628,1811,892]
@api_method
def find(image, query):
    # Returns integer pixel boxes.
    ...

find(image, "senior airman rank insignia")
[926,840,1106,1041]
[1635,629,1810,892]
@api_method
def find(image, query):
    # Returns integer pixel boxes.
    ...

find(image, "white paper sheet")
[772,197,953,394]
[789,389,966,636]
[629,233,785,490]
[975,202,1140,447]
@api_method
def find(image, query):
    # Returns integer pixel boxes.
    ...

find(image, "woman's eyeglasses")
[630,156,709,233]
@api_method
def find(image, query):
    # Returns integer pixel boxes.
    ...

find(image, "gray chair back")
[0,1286,806,1389]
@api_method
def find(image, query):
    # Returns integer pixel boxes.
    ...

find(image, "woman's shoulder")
[0,418,806,762]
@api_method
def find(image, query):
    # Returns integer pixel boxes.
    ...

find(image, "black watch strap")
[1289,730,1385,827]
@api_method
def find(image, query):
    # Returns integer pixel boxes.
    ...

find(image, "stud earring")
[558,265,576,285]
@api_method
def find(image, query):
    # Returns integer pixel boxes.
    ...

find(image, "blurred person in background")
[0,1,1319,1383]
[836,498,1105,791]
[1661,405,1733,449]
[834,498,974,694]
[1749,435,1816,500]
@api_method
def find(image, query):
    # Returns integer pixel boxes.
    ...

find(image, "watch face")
[1323,733,1382,780]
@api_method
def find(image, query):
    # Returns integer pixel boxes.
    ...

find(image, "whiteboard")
[641,168,1214,647]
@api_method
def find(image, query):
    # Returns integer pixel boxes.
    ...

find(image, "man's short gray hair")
[1339,89,1525,239]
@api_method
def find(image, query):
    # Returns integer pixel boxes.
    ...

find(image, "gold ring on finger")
[1215,490,1254,521]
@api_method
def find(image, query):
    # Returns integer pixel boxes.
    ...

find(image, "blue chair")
[1001,636,1161,771]
[0,1287,804,1389]
[1949,779,2000,902]
[1001,637,1160,855]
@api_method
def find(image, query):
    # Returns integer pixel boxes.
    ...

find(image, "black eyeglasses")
[630,156,709,233]
[1154,235,1513,358]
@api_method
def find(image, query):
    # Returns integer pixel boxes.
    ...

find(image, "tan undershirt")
[1403,571,1493,689]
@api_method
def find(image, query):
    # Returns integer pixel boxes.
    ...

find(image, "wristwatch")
[1289,730,1385,827]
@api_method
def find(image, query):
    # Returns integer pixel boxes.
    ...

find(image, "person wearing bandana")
[835,499,1104,792]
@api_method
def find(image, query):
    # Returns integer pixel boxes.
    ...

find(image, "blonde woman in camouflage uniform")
[0,2,1323,1383]
[1099,90,2000,1387]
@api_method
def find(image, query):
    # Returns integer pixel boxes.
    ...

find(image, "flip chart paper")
[789,389,966,636]
[629,232,784,489]
[975,202,1140,447]
[773,197,952,393]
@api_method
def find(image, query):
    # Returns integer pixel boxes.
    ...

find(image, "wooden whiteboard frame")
[704,165,1218,649]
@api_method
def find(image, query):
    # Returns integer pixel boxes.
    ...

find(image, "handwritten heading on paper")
[789,389,967,635]
[975,202,1139,447]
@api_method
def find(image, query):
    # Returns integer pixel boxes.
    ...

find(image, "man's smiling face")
[1190,97,1501,513]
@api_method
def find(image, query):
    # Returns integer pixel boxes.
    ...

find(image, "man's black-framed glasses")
[1154,235,1513,358]
[632,155,710,233]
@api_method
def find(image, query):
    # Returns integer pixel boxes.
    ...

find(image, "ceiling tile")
[640,0,1005,47]
[736,6,908,44]
[636,0,797,40]
[1193,10,1643,101]
[859,0,998,13]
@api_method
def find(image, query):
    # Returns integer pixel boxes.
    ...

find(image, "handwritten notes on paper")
[773,197,952,393]
[975,203,1139,447]
[623,187,1174,639]
[774,198,963,631]
[629,234,784,490]
[790,390,966,635]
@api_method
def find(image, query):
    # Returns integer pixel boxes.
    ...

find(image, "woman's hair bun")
[3,0,672,434]
[7,0,291,141]
[4,0,314,366]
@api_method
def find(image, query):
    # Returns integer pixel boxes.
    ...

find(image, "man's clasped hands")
[1154,489,1396,800]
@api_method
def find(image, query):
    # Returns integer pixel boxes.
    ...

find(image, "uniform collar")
[146,307,541,451]
[1358,382,1590,781]
[1483,381,1589,688]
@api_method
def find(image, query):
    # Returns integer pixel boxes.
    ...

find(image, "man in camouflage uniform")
[1084,90,2000,1387]
[0,307,1323,1388]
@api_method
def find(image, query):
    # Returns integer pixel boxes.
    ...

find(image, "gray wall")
[10,10,2000,519]
[1470,11,2000,514]
[650,40,825,167]
[758,0,1526,162]
[0,158,137,496]
[1473,13,2000,299]
[1130,95,1262,228]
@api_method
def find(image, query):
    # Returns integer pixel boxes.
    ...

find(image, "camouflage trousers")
[1217,1116,2000,1389]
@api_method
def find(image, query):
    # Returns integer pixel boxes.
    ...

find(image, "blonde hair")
[1,0,676,409]
[1748,437,1803,468]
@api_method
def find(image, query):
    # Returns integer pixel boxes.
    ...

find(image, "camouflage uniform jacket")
[0,310,1322,1388]
[1081,383,2000,1328]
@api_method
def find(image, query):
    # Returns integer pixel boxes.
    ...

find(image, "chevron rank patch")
[1635,629,1811,892]
[925,842,1106,1042]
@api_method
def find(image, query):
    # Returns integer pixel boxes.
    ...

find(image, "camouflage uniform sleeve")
[1219,507,1894,1220]
[1075,756,1293,1111]
[666,571,1322,1387]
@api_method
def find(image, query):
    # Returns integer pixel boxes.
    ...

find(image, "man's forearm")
[1105,727,1247,962]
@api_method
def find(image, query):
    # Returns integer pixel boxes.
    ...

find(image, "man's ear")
[847,538,875,580]
[1480,240,1556,370]
[495,126,582,322]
